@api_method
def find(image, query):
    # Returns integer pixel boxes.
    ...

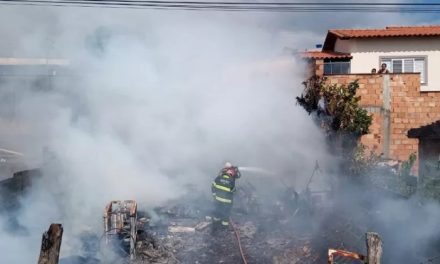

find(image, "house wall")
[303,58,324,77]
[334,39,351,54]
[326,73,440,174]
[333,37,440,91]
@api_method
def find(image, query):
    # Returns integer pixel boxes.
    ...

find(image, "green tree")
[296,76,372,135]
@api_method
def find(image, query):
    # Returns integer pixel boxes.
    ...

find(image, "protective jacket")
[211,166,241,228]
[211,173,236,204]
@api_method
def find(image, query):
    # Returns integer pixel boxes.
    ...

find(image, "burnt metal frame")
[103,200,138,260]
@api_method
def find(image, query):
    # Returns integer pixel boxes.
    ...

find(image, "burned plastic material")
[328,248,366,264]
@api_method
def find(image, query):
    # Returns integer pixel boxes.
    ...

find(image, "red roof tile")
[323,25,440,51]
[298,51,352,60]
[329,25,440,39]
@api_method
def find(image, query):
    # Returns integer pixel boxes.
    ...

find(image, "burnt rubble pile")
[61,176,440,264]
[119,187,339,264]
[55,180,379,264]
[128,181,431,264]
[6,169,440,263]
[134,204,321,263]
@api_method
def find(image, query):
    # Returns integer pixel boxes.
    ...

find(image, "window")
[380,57,427,84]
[323,60,351,75]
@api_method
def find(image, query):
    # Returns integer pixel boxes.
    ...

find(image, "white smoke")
[0,5,330,262]
[0,3,437,263]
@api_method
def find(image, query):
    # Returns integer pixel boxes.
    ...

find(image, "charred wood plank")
[366,232,382,264]
[37,223,63,264]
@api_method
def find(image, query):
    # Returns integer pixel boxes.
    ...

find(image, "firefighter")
[211,162,241,232]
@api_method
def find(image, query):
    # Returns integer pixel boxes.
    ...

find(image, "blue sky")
[271,1,440,49]
[0,1,440,54]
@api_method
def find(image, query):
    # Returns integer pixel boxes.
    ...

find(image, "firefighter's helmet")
[224,162,233,168]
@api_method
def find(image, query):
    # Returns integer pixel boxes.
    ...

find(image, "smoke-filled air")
[1,3,440,264]
[0,5,330,263]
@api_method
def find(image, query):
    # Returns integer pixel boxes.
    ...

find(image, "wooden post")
[37,224,63,264]
[366,232,382,264]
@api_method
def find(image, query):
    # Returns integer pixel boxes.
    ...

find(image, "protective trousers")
[212,200,232,231]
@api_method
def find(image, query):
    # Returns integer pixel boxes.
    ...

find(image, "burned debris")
[56,170,383,264]
[327,233,382,264]
[327,249,366,264]
[0,168,43,235]
[1,149,435,264]
[0,155,434,264]
[103,200,138,260]
[0,168,43,211]
[38,224,64,264]
[0,150,436,264]
[0,157,391,264]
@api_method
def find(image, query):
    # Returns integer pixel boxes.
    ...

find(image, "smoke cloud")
[0,5,330,262]
[0,3,439,263]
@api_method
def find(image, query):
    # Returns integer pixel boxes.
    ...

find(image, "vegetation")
[297,76,418,197]
[296,76,372,135]
[297,76,440,201]
[418,157,440,202]
[400,152,417,178]
[372,153,418,198]
[347,143,381,179]
[419,177,440,202]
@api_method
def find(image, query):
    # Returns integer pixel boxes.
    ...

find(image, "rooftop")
[330,25,440,39]
[298,50,352,60]
[408,120,440,139]
[323,25,440,50]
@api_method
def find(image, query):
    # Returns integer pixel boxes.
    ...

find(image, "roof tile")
[298,51,352,60]
[329,25,440,39]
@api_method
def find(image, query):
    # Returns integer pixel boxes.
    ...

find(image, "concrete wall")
[326,73,440,174]
[333,37,440,91]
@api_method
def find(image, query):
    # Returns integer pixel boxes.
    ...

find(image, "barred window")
[380,57,426,84]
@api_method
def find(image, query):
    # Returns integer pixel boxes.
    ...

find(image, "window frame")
[379,56,428,85]
[323,59,351,75]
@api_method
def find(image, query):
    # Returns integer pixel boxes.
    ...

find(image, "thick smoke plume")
[0,5,329,262]
[0,4,439,264]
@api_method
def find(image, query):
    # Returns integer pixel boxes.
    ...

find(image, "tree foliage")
[296,76,372,136]
[296,76,422,198]
[347,143,381,179]
[400,152,417,178]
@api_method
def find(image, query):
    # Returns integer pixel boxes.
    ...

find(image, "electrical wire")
[0,0,440,12]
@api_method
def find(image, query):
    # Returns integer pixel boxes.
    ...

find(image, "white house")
[299,25,440,176]
[306,25,440,91]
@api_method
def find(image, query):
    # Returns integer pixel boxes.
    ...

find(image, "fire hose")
[227,166,273,264]
[226,164,319,264]
[230,217,249,264]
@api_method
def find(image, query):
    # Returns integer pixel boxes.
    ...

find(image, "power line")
[6,0,440,6]
[1,0,440,12]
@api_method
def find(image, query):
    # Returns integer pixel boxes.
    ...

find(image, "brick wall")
[305,59,324,77]
[315,59,324,76]
[325,73,440,174]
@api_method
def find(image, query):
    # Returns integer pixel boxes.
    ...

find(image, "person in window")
[371,68,377,74]
[377,63,390,74]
